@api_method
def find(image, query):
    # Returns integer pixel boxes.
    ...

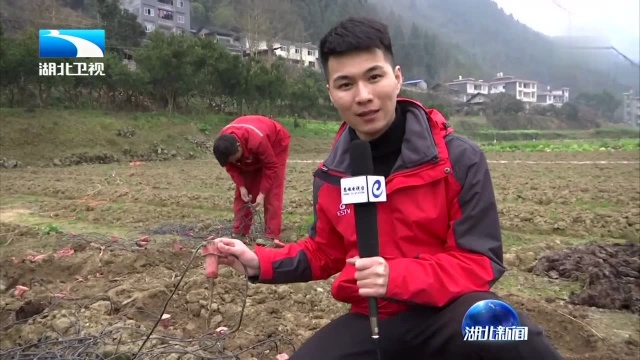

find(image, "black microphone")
[349,139,381,341]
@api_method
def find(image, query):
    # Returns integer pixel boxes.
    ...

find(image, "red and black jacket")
[220,115,290,196]
[253,98,505,318]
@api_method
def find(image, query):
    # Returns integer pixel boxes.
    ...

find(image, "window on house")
[177,14,185,23]
[158,9,174,20]
[294,48,300,54]
[145,22,155,32]
[158,0,173,5]
[307,49,315,56]
[308,61,315,68]
[178,0,184,7]
[144,7,154,16]
[281,46,288,52]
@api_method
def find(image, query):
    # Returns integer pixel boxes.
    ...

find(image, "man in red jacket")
[209,18,564,360]
[213,115,290,243]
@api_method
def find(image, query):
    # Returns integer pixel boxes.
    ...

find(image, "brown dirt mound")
[503,294,639,360]
[531,242,640,313]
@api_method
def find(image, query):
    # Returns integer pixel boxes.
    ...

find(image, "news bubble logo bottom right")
[462,299,528,342]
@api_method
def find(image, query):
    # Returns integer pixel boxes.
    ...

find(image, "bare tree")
[0,0,97,35]
[232,0,306,58]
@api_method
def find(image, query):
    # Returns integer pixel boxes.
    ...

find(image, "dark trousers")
[290,291,565,360]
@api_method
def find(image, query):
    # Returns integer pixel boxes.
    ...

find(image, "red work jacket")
[220,115,289,195]
[252,99,505,318]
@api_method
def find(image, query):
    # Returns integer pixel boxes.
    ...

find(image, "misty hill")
[369,0,639,94]
[3,0,637,96]
[188,0,481,86]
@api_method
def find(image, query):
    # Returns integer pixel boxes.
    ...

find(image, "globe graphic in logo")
[461,299,520,336]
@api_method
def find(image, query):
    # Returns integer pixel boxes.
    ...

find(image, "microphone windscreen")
[349,139,379,257]
[350,140,374,177]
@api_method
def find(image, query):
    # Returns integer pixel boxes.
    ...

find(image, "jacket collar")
[323,99,445,175]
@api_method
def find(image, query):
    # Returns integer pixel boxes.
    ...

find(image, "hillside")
[0,0,98,35]
[188,0,480,85]
[192,0,638,94]
[369,0,639,94]
[3,0,635,96]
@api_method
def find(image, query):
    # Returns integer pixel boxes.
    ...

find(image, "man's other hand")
[239,187,251,202]
[347,256,389,298]
[254,193,265,208]
[213,238,260,277]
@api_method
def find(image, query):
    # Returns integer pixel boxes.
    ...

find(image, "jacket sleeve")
[225,163,245,188]
[384,135,505,307]
[251,176,347,284]
[252,136,279,196]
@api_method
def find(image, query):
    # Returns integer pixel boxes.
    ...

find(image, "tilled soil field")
[1,151,639,359]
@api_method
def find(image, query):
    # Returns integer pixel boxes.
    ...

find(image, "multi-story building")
[446,73,540,105]
[489,73,538,104]
[243,38,320,69]
[623,90,640,127]
[446,76,489,102]
[536,86,570,107]
[119,0,191,35]
[194,26,245,55]
[444,72,574,110]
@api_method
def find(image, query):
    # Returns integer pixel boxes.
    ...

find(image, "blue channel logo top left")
[39,29,106,58]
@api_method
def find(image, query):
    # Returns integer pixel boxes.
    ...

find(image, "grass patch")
[502,231,626,253]
[278,117,342,137]
[0,108,342,165]
[2,108,638,165]
[1,209,133,237]
[481,138,639,152]
[494,270,582,300]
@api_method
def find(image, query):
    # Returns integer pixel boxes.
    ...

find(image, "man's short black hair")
[318,17,395,78]
[213,134,239,167]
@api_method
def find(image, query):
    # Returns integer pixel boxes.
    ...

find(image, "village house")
[120,0,191,35]
[402,80,428,92]
[446,76,490,102]
[193,26,245,55]
[622,90,640,127]
[536,86,571,107]
[489,72,538,104]
[241,38,320,69]
[442,72,570,109]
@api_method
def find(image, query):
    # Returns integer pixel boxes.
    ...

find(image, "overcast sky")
[492,0,640,61]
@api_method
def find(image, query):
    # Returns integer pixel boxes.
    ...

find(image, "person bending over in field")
[212,115,290,246]
[209,17,565,360]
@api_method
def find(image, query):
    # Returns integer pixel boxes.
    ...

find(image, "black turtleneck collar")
[348,104,406,177]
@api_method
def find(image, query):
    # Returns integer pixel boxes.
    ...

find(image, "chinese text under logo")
[461,299,528,341]
[39,29,106,58]
[463,325,528,341]
[38,62,105,76]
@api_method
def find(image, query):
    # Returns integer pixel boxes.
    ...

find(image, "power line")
[550,0,572,37]
[548,1,639,68]
[568,46,640,68]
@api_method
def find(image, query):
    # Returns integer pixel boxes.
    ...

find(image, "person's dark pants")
[289,291,565,360]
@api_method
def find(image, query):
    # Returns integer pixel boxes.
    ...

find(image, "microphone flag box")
[340,176,387,204]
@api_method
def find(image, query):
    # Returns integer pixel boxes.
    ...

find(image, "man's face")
[326,48,403,141]
[229,145,242,164]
